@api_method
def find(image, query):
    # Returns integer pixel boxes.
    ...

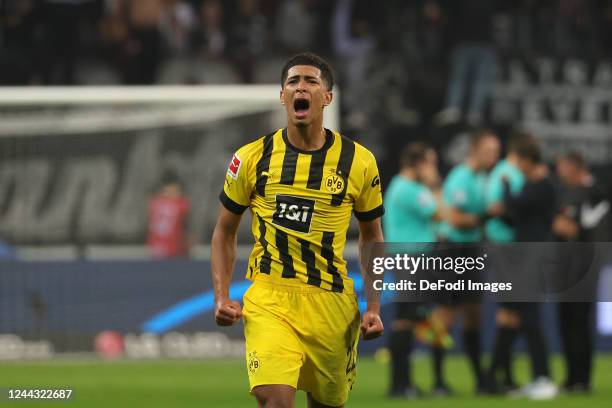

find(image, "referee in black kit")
[553,151,612,393]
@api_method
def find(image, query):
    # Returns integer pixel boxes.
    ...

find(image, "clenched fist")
[360,310,384,340]
[215,299,243,326]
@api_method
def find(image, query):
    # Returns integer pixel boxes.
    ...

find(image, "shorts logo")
[248,351,260,375]
[324,170,345,194]
[272,195,315,233]
[227,154,242,180]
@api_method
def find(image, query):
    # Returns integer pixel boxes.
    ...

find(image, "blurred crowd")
[0,0,335,85]
[3,0,612,142]
[0,1,611,131]
[2,0,612,85]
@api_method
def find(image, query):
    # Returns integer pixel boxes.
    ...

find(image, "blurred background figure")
[226,0,267,83]
[432,129,500,395]
[161,0,197,58]
[435,0,499,127]
[147,171,192,259]
[483,131,530,393]
[485,132,530,244]
[119,0,168,84]
[332,0,376,130]
[489,139,558,399]
[192,0,226,60]
[554,151,612,394]
[555,151,612,243]
[499,140,556,242]
[383,142,443,399]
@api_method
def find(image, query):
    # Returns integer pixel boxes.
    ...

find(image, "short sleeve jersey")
[383,176,437,243]
[220,128,384,294]
[438,163,487,243]
[485,159,525,242]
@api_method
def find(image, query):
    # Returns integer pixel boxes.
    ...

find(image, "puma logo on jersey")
[227,154,242,179]
[261,170,278,179]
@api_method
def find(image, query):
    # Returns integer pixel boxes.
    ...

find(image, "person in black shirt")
[487,140,558,399]
[555,151,612,243]
[553,151,611,393]
[503,149,556,243]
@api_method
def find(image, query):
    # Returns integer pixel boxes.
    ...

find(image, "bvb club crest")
[248,351,260,375]
[324,169,345,194]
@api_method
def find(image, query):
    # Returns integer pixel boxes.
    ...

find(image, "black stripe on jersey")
[354,205,385,221]
[257,215,272,274]
[275,228,295,278]
[219,190,248,214]
[299,238,321,288]
[255,132,275,196]
[321,231,343,292]
[280,131,299,185]
[331,136,356,206]
[306,129,333,190]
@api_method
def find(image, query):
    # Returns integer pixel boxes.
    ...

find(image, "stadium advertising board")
[1,256,612,360]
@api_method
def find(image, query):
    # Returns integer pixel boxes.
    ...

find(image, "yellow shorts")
[243,280,361,406]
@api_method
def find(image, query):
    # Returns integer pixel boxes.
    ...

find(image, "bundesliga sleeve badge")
[227,153,242,180]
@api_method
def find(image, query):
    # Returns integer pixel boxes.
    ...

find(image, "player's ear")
[323,90,333,107]
[280,89,285,105]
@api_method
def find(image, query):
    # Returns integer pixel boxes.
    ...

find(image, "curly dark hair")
[281,52,335,91]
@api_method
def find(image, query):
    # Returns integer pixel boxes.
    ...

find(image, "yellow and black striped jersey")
[220,128,384,294]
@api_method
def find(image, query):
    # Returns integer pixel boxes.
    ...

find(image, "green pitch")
[1,354,611,407]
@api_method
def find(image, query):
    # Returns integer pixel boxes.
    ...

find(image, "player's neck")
[286,124,326,152]
[465,157,480,172]
[506,154,519,166]
[400,168,416,181]
[580,171,593,187]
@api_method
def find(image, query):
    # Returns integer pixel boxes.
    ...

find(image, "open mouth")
[293,98,310,119]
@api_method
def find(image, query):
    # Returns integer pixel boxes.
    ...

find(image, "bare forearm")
[448,208,480,229]
[364,299,381,314]
[358,229,384,314]
[431,192,445,222]
[211,227,237,302]
[356,218,385,340]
